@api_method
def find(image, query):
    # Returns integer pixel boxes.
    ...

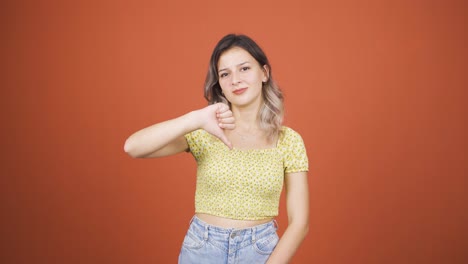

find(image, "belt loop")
[251,227,256,243]
[203,225,209,241]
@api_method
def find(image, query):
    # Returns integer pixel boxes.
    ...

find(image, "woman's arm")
[124,103,234,158]
[267,171,309,264]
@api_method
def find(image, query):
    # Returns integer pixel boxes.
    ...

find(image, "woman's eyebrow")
[218,61,249,73]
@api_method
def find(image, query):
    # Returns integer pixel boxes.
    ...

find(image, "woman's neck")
[228,100,276,149]
[231,103,261,132]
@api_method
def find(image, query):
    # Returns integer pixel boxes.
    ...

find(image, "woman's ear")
[262,65,270,82]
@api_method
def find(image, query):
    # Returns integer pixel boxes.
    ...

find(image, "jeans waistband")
[189,215,278,243]
[190,215,278,233]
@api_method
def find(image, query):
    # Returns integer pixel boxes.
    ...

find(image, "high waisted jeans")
[178,216,279,264]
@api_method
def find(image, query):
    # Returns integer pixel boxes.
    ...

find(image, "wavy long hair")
[204,34,284,139]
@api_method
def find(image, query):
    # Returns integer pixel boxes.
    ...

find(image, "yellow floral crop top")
[184,126,308,220]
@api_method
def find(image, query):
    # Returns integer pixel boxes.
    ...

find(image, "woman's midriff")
[196,213,273,229]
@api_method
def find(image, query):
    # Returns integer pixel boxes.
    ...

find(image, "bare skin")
[196,213,273,229]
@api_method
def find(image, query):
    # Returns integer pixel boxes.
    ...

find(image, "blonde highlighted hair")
[204,34,284,139]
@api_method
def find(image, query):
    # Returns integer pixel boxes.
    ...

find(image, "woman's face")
[217,47,268,108]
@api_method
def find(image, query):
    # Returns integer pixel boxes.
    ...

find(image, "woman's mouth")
[233,88,247,95]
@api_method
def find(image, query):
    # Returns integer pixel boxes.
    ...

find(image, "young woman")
[124,34,309,264]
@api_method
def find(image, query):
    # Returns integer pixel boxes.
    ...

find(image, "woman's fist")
[197,103,235,149]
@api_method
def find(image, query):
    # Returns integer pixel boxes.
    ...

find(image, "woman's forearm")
[267,222,309,264]
[124,110,200,158]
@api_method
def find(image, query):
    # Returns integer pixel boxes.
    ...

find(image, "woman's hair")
[204,34,284,139]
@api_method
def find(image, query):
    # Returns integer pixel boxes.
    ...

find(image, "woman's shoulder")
[187,129,210,137]
[185,129,216,143]
[280,126,304,138]
[278,126,306,146]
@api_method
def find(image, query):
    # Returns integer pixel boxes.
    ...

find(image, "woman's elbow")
[293,220,309,239]
[303,223,309,236]
[123,138,141,158]
[297,221,309,237]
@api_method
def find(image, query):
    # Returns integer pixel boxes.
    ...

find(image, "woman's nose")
[231,72,241,85]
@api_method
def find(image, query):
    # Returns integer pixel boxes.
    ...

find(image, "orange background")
[2,0,467,263]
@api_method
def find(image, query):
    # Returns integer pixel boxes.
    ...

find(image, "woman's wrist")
[184,109,205,132]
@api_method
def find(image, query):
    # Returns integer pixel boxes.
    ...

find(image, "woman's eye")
[219,72,228,78]
[241,67,250,71]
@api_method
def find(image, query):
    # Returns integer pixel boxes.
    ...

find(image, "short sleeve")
[184,129,206,162]
[281,128,309,174]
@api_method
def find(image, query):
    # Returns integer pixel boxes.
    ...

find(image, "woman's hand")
[197,103,235,148]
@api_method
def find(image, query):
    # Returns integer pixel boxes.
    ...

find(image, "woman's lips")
[233,88,247,95]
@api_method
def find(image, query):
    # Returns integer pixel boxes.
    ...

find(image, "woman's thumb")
[218,131,232,149]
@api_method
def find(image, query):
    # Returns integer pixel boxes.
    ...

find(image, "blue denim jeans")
[178,216,279,264]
